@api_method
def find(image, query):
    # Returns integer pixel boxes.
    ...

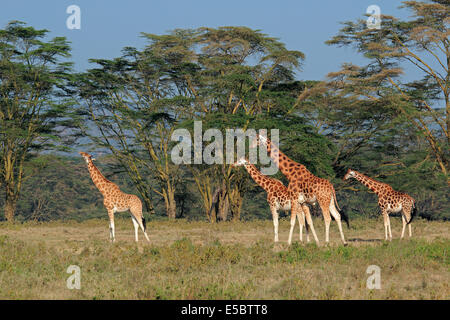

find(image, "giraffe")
[343,169,416,240]
[253,134,349,245]
[79,152,150,243]
[232,158,308,243]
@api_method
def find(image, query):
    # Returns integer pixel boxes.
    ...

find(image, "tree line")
[0,1,448,222]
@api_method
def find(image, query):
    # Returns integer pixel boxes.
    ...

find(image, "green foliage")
[1,14,448,222]
[0,21,79,221]
[325,0,449,176]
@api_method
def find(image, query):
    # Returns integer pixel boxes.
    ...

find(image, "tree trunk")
[209,206,217,223]
[230,188,243,221]
[164,183,177,219]
[217,194,229,222]
[4,197,16,222]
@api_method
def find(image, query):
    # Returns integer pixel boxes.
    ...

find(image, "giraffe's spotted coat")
[79,151,149,242]
[344,169,415,240]
[234,158,307,243]
[256,135,348,245]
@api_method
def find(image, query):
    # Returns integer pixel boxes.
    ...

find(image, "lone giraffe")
[253,134,349,245]
[343,169,416,240]
[232,158,308,243]
[79,152,150,243]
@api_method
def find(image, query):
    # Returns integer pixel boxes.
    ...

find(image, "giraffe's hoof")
[343,242,348,247]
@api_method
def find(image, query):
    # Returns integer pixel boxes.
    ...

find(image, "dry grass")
[0,216,448,299]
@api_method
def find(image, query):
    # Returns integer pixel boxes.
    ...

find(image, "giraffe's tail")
[332,188,341,211]
[407,203,417,225]
[142,216,147,232]
[332,188,349,228]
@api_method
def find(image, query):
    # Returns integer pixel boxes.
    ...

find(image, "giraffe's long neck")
[244,163,274,192]
[86,160,112,194]
[352,171,387,195]
[264,137,306,180]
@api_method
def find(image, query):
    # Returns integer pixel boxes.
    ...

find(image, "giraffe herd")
[79,132,417,245]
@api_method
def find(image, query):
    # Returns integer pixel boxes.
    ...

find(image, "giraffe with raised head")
[343,169,416,240]
[79,152,150,243]
[232,157,308,243]
[253,134,349,245]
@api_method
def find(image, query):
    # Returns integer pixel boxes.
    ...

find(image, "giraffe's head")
[343,169,356,180]
[232,157,248,167]
[79,151,95,164]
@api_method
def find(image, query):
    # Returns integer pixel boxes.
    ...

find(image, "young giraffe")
[343,169,416,240]
[253,134,349,245]
[232,158,308,243]
[79,152,150,243]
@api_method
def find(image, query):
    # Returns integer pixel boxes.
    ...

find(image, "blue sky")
[1,1,412,80]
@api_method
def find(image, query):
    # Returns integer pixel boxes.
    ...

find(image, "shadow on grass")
[347,238,383,243]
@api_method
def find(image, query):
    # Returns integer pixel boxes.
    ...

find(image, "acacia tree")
[185,26,305,221]
[75,28,206,219]
[76,26,306,221]
[0,22,75,221]
[325,0,449,178]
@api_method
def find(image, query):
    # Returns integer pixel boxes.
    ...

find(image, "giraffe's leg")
[107,209,115,243]
[324,219,331,244]
[131,216,139,242]
[288,202,298,245]
[303,204,319,244]
[296,207,305,242]
[141,222,150,242]
[131,206,150,242]
[295,204,306,242]
[406,207,412,238]
[301,204,311,243]
[382,211,388,241]
[319,200,332,244]
[270,206,279,242]
[387,215,392,240]
[109,221,113,241]
[329,198,347,245]
[401,214,407,239]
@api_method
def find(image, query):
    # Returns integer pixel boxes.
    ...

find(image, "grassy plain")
[0,216,448,299]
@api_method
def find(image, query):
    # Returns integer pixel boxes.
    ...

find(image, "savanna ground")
[0,215,448,299]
